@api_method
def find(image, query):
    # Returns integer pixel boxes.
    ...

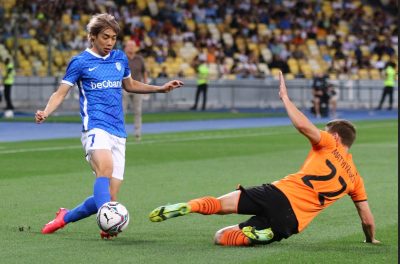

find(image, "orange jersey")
[272,131,367,232]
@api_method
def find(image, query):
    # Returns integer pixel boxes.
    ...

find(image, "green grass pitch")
[0,119,397,263]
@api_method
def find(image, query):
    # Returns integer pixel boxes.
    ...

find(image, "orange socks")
[188,196,221,215]
[219,230,251,246]
[187,197,250,246]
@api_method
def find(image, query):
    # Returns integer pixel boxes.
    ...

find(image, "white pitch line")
[0,131,285,155]
[0,122,394,155]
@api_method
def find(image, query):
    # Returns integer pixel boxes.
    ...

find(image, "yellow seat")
[358,69,369,79]
[183,67,196,79]
[141,16,152,31]
[5,38,14,50]
[80,14,90,25]
[137,0,147,10]
[185,19,196,31]
[289,64,299,75]
[369,69,382,80]
[270,68,281,77]
[38,68,48,77]
[226,74,236,80]
[329,73,337,80]
[257,63,270,75]
[285,73,295,80]
[62,14,71,25]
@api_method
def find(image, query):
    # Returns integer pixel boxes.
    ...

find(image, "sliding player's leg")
[214,188,275,246]
[214,225,251,246]
[149,190,240,222]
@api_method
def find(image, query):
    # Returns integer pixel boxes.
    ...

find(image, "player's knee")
[93,163,113,178]
[213,228,225,245]
[95,169,113,178]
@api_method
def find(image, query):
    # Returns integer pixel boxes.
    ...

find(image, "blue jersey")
[62,48,131,138]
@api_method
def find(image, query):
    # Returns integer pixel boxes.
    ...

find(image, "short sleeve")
[349,174,368,202]
[312,130,336,150]
[121,52,131,79]
[62,57,82,86]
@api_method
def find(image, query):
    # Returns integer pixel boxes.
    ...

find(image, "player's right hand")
[161,80,184,93]
[35,110,48,123]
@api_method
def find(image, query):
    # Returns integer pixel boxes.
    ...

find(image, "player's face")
[92,28,117,57]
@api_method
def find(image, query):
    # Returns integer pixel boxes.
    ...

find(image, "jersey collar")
[86,48,111,60]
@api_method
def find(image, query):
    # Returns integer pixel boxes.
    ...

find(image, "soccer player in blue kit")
[35,13,183,238]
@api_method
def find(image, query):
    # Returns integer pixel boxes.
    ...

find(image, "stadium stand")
[0,0,397,80]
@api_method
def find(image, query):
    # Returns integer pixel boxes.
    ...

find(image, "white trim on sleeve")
[61,80,74,86]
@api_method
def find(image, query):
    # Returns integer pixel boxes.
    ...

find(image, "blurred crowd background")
[0,0,398,81]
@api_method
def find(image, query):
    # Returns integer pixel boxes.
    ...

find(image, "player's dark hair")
[87,13,120,43]
[325,119,356,148]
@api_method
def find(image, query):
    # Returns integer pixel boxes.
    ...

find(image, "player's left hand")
[35,110,48,124]
[161,80,184,93]
[278,71,288,100]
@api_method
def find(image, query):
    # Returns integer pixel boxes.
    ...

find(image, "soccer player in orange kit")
[148,71,379,246]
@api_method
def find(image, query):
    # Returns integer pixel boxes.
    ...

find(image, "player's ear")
[332,133,341,145]
[88,34,95,43]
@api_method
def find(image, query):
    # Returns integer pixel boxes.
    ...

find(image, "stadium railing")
[10,77,398,113]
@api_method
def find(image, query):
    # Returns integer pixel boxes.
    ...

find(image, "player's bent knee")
[213,226,251,246]
[94,166,113,178]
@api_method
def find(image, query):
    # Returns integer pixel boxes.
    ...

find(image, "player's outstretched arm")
[278,71,321,144]
[35,83,71,123]
[354,201,380,244]
[123,77,183,94]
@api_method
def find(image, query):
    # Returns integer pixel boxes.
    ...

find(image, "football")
[96,202,130,235]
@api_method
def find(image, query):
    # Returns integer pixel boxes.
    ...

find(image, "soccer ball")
[96,202,129,235]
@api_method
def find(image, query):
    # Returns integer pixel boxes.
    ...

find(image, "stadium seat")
[183,65,196,79]
[62,14,71,25]
[222,32,233,46]
[258,63,270,76]
[369,69,382,80]
[382,54,391,62]
[1,0,396,80]
[208,63,219,80]
[329,73,338,80]
[260,47,272,64]
[257,23,269,37]
[179,42,198,62]
[80,14,90,25]
[270,68,281,79]
[288,58,299,75]
[137,0,147,11]
[141,16,152,31]
[185,19,196,32]
[285,73,295,80]
[358,69,369,80]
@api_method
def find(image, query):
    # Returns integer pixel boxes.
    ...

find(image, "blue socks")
[64,196,97,223]
[93,177,111,209]
[63,177,111,224]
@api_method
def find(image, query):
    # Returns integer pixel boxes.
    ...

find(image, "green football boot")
[242,226,274,243]
[149,203,191,222]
